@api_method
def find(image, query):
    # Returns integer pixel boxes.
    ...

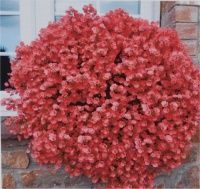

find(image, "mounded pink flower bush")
[2,5,200,188]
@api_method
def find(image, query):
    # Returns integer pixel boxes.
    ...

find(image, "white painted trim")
[0,92,19,99]
[98,13,140,17]
[0,0,35,117]
[152,1,160,23]
[140,1,153,21]
[0,52,15,56]
[140,0,160,23]
[54,12,66,16]
[0,110,17,117]
[55,10,140,17]
[54,0,160,23]
[35,0,54,35]
[20,0,36,44]
[99,0,140,1]
[97,0,100,13]
[0,11,19,15]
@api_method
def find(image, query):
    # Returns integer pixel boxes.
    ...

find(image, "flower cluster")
[2,5,200,189]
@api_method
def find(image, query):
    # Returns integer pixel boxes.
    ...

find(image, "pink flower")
[2,4,200,189]
[165,135,173,143]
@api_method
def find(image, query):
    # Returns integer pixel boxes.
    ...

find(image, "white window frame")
[0,0,160,116]
[0,0,37,116]
[54,0,160,22]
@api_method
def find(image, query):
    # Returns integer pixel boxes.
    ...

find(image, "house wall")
[1,1,200,189]
[161,1,200,65]
[153,1,200,188]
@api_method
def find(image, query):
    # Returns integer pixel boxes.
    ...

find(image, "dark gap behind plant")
[0,47,11,90]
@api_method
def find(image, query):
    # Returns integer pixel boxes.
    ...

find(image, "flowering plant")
[2,5,200,188]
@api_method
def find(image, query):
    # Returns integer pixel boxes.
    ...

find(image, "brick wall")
[161,1,200,65]
[2,1,200,189]
[155,1,200,188]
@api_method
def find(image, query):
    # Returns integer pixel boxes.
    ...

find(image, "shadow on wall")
[0,47,11,90]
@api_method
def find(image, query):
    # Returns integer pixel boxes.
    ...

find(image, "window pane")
[100,1,140,15]
[0,0,19,11]
[0,53,11,90]
[55,16,62,21]
[0,16,20,52]
[55,0,96,15]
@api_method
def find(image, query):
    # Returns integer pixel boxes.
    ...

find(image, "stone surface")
[2,151,29,169]
[184,143,200,163]
[191,56,199,66]
[154,183,165,189]
[154,163,200,188]
[154,172,170,189]
[192,128,200,142]
[92,182,106,189]
[1,139,29,150]
[3,173,16,189]
[176,23,198,39]
[64,175,92,188]
[0,140,200,189]
[20,168,92,188]
[175,166,200,188]
[38,170,67,188]
[1,117,16,139]
[21,170,39,187]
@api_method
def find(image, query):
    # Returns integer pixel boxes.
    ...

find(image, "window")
[54,0,160,22]
[99,1,140,15]
[0,0,20,116]
[0,0,160,116]
[0,0,20,88]
[55,0,96,21]
[0,0,36,116]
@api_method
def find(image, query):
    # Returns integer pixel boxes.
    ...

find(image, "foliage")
[2,5,200,188]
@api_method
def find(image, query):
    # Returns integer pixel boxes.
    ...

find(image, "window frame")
[54,0,160,21]
[0,0,37,116]
[0,0,160,116]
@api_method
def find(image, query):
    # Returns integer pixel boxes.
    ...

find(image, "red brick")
[175,6,198,22]
[182,40,198,55]
[154,183,165,189]
[175,23,198,39]
[161,7,175,27]
[2,151,29,169]
[199,7,200,21]
[197,44,200,64]
[176,1,200,5]
[161,1,175,14]
[3,173,16,189]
